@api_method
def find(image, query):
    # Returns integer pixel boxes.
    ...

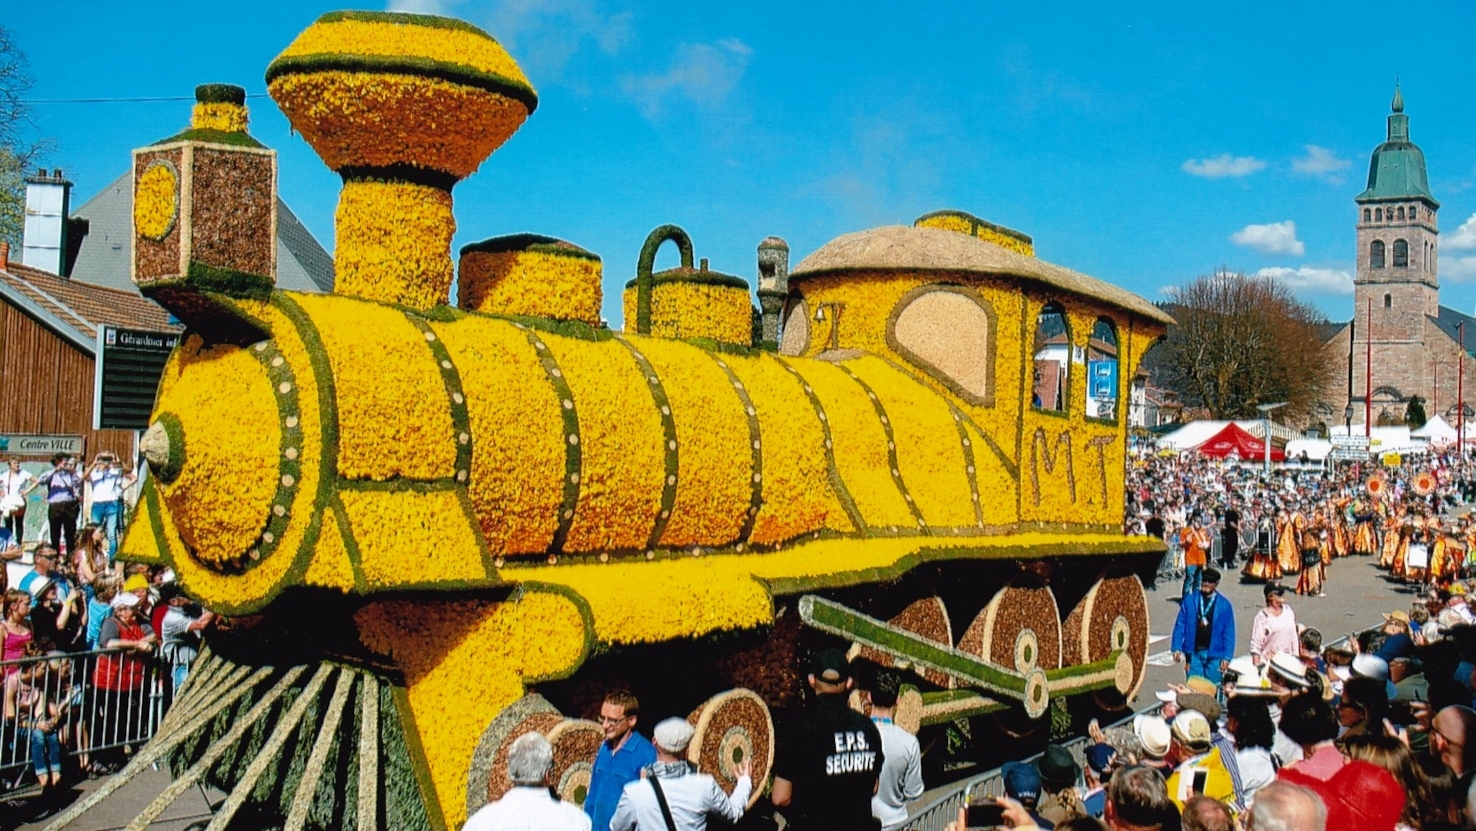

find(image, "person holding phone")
[84,453,135,560]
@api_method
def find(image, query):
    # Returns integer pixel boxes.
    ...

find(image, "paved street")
[3,549,1422,830]
[1140,550,1413,698]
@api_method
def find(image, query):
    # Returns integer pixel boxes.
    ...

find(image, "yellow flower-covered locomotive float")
[53,10,1172,831]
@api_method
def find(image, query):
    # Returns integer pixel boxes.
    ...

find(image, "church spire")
[1392,82,1404,114]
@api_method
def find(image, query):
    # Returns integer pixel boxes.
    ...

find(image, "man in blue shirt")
[584,689,656,831]
[1171,568,1235,685]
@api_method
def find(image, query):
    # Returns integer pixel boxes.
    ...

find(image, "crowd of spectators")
[0,454,213,798]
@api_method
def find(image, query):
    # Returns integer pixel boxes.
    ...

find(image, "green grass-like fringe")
[611,335,680,552]
[314,9,501,39]
[152,128,266,148]
[265,53,537,112]
[460,233,601,262]
[196,84,247,105]
[623,269,750,291]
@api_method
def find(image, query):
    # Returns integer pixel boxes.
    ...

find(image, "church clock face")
[134,159,181,241]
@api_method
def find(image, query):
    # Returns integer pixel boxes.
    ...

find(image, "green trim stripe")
[274,294,342,580]
[709,355,764,546]
[949,404,986,527]
[801,595,1025,698]
[405,316,473,484]
[219,339,306,574]
[877,355,1018,480]
[836,364,929,534]
[516,323,581,556]
[775,357,867,532]
[612,335,680,552]
[332,496,370,592]
[266,53,538,112]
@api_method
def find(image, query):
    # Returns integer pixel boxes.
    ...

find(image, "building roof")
[1429,305,1476,347]
[1357,86,1437,205]
[0,258,180,354]
[67,172,334,294]
[790,224,1175,326]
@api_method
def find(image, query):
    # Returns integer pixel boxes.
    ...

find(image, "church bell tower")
[1353,85,1440,410]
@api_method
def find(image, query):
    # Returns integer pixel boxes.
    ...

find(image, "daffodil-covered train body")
[108,10,1172,831]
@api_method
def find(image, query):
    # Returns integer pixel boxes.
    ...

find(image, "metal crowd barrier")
[1,648,168,791]
[904,626,1372,830]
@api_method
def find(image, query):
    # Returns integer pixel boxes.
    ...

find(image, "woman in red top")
[90,594,157,766]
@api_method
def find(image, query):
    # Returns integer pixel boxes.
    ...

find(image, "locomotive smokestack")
[756,236,789,350]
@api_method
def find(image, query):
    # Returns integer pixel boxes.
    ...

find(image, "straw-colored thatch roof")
[791,225,1174,325]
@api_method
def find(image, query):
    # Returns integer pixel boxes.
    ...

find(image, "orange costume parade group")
[1241,471,1471,593]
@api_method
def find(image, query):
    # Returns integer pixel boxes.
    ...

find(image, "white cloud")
[1291,145,1351,183]
[1255,266,1354,295]
[620,39,752,118]
[1182,154,1266,178]
[1440,254,1476,283]
[1447,212,1476,251]
[1231,221,1306,256]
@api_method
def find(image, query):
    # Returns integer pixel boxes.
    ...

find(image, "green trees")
[1158,269,1335,423]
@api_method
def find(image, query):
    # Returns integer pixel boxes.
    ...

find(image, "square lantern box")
[131,141,278,296]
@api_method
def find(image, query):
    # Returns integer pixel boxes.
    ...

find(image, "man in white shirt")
[610,718,751,831]
[463,732,591,831]
[868,680,923,831]
[85,453,135,560]
[2,458,35,547]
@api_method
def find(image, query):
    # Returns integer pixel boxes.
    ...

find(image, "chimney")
[22,168,73,276]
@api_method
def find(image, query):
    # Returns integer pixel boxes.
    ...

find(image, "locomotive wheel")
[957,585,1063,677]
[1062,575,1150,709]
[467,693,564,813]
[687,688,774,808]
[547,719,606,808]
[852,595,954,688]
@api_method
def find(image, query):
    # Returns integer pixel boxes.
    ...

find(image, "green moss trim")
[385,685,441,831]
[674,336,758,357]
[460,233,601,262]
[274,294,343,582]
[487,312,611,341]
[519,324,582,556]
[184,261,275,300]
[152,412,187,483]
[265,53,538,112]
[195,83,247,105]
[876,354,1018,480]
[339,165,459,191]
[708,354,764,545]
[337,478,461,493]
[775,357,868,532]
[315,9,500,38]
[837,364,930,534]
[407,317,473,485]
[801,595,1026,698]
[332,496,370,592]
[913,209,1033,248]
[140,286,270,346]
[612,335,680,552]
[151,128,266,148]
[512,582,596,682]
[761,537,1165,598]
[622,269,750,290]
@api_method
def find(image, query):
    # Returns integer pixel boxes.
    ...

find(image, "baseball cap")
[1201,568,1222,584]
[1263,582,1288,598]
[1133,714,1171,759]
[652,718,695,754]
[112,593,140,609]
[1171,711,1212,752]
[810,648,851,684]
[124,574,150,593]
[1001,762,1042,802]
[1084,743,1115,774]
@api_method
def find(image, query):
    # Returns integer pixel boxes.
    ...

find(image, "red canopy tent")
[1195,423,1285,462]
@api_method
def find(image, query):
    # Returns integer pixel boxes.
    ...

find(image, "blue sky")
[11,1,1476,325]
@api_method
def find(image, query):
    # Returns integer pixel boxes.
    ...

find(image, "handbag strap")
[649,775,679,831]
